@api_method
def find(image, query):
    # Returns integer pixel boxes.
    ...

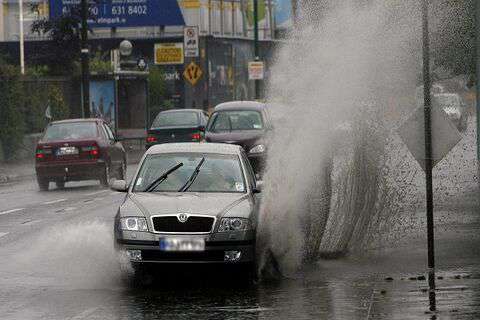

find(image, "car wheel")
[55,180,65,189]
[37,177,49,191]
[118,161,127,180]
[100,163,111,187]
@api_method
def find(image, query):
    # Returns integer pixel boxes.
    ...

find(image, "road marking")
[43,199,67,205]
[0,232,8,238]
[0,208,25,216]
[85,190,109,197]
[94,197,105,201]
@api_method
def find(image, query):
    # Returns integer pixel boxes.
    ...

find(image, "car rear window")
[207,111,264,132]
[152,111,199,128]
[43,122,98,141]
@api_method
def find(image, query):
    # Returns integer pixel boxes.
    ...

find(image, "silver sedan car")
[112,143,261,279]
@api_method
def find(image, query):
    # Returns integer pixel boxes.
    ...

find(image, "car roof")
[214,101,266,112]
[160,109,205,114]
[145,143,243,156]
[50,118,103,125]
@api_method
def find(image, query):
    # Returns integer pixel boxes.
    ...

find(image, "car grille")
[152,216,215,233]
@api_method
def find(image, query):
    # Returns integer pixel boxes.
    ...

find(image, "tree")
[0,61,25,161]
[30,2,98,75]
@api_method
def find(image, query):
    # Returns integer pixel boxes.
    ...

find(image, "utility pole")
[253,0,260,100]
[18,0,25,75]
[422,0,436,311]
[81,0,90,118]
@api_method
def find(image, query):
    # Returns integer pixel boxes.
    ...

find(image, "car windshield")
[133,153,246,193]
[43,122,98,141]
[152,111,199,128]
[208,111,264,132]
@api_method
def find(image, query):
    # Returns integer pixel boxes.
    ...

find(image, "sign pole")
[422,0,436,311]
[81,0,90,118]
[253,0,260,100]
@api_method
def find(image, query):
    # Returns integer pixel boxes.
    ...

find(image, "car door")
[102,123,123,169]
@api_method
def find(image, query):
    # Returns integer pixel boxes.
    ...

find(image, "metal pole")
[422,0,436,311]
[81,0,90,118]
[476,0,480,169]
[18,0,25,75]
[253,0,260,100]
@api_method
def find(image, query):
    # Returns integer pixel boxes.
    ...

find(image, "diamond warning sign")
[183,61,203,86]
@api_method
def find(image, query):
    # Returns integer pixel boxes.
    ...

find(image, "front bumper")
[36,160,105,181]
[115,231,256,264]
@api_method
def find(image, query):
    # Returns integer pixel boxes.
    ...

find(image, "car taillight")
[81,146,99,157]
[191,133,201,141]
[36,150,45,159]
[146,136,157,143]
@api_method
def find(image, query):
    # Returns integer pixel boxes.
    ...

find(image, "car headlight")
[249,144,266,154]
[119,217,149,232]
[218,218,250,232]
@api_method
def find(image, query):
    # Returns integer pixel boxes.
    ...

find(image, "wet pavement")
[0,122,478,320]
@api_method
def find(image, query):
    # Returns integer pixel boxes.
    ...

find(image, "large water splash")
[257,0,422,275]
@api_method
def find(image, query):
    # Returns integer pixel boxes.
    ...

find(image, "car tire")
[37,177,49,191]
[100,163,111,188]
[55,180,65,189]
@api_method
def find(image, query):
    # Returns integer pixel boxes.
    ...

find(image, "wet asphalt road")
[0,141,479,319]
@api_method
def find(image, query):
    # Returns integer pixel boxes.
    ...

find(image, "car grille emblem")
[171,134,176,138]
[177,213,188,223]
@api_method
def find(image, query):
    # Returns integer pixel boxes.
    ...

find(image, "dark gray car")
[112,143,261,278]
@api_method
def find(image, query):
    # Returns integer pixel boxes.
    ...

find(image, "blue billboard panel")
[90,80,115,128]
[275,0,292,30]
[49,0,185,28]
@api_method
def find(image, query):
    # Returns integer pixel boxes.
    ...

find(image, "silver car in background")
[112,143,261,279]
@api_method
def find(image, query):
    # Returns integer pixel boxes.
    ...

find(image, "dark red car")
[35,119,126,191]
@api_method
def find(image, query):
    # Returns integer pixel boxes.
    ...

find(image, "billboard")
[90,80,116,128]
[275,0,293,30]
[49,0,185,28]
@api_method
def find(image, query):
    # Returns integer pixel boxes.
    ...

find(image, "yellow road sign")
[183,61,203,86]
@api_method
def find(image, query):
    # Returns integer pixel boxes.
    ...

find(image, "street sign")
[184,26,199,58]
[397,106,462,171]
[248,61,265,80]
[183,62,203,86]
[49,0,185,28]
[154,43,184,65]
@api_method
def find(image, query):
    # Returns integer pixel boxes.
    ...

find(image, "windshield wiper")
[178,158,205,192]
[144,162,183,192]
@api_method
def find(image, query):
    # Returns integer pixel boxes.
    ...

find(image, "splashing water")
[257,0,423,275]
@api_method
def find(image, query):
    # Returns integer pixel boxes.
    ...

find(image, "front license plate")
[159,238,205,252]
[56,147,78,156]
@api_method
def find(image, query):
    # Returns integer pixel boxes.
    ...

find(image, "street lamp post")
[81,0,90,118]
[18,0,25,75]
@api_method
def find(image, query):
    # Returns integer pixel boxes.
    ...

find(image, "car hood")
[205,130,265,150]
[126,192,249,219]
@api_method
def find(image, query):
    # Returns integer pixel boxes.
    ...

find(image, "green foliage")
[89,51,113,75]
[0,62,25,161]
[48,85,70,120]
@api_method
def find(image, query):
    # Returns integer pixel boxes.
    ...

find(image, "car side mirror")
[111,180,128,192]
[253,181,263,194]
